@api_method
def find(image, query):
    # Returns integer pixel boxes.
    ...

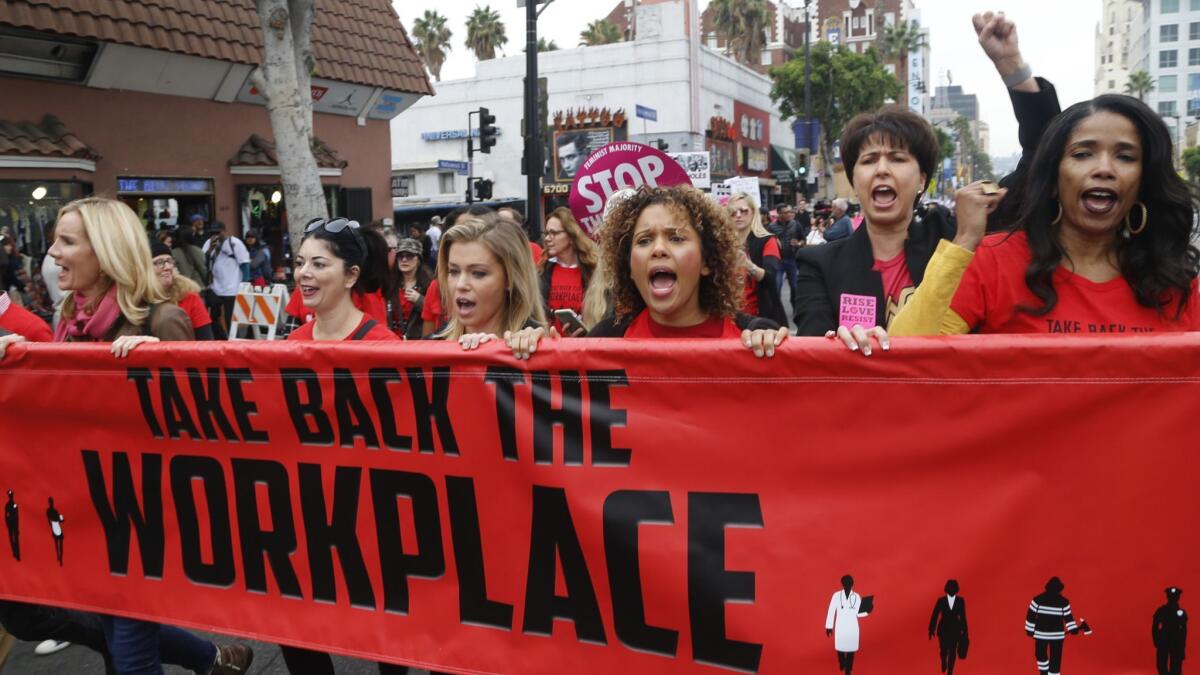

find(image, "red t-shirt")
[623,310,741,338]
[177,292,212,330]
[0,294,52,342]
[529,241,543,262]
[743,237,780,316]
[286,289,388,324]
[872,251,915,326]
[547,263,585,331]
[422,279,446,325]
[952,232,1200,334]
[287,314,399,341]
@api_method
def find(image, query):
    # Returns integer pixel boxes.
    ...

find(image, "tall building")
[1132,0,1200,123]
[1095,0,1142,95]
[931,85,979,121]
[813,0,928,112]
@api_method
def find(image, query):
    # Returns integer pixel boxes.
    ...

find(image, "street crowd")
[0,9,1197,675]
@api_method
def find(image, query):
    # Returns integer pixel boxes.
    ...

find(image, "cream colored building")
[1095,0,1142,96]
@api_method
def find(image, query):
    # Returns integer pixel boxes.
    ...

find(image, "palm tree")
[412,10,452,82]
[526,37,559,53]
[579,19,622,46]
[1125,70,1156,101]
[876,19,926,88]
[465,5,507,61]
[708,0,771,66]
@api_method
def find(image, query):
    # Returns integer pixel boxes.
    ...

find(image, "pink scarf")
[54,286,122,342]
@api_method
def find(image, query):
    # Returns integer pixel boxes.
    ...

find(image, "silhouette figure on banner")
[1025,576,1086,675]
[826,574,873,674]
[4,489,18,561]
[46,497,63,566]
[1153,586,1187,675]
[929,579,968,674]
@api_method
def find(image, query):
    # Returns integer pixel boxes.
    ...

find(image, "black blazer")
[929,596,968,640]
[746,233,788,326]
[792,77,1062,336]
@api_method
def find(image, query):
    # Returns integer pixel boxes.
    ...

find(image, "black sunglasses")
[305,217,360,234]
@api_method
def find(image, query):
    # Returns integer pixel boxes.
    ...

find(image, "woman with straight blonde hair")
[539,206,598,333]
[727,192,787,326]
[51,197,193,352]
[435,217,549,359]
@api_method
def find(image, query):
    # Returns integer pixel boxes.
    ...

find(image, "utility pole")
[524,0,543,239]
[802,0,812,200]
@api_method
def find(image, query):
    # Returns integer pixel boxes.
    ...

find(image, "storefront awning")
[229,135,347,176]
[0,114,99,171]
[770,144,800,181]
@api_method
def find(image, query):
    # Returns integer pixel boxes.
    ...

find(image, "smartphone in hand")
[554,308,589,336]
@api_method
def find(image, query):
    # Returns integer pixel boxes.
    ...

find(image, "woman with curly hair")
[588,185,788,357]
[890,94,1199,336]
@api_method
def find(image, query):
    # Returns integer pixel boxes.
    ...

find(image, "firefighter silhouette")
[1153,587,1187,675]
[46,497,63,566]
[4,490,18,561]
[929,579,968,674]
[1025,576,1080,675]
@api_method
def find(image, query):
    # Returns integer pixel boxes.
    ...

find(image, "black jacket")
[792,77,1061,335]
[930,596,968,642]
[746,233,788,326]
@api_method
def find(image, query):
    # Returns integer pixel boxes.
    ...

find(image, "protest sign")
[0,337,1197,673]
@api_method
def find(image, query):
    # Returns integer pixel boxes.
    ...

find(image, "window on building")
[1159,100,1178,116]
[1191,22,1200,40]
[1162,24,1179,42]
[1189,98,1200,115]
[1192,0,1200,10]
[1161,74,1179,92]
[438,172,455,194]
[1161,49,1179,67]
[1190,47,1200,65]
[391,174,414,198]
[1162,0,1179,13]
[1109,80,1116,89]
[761,49,772,66]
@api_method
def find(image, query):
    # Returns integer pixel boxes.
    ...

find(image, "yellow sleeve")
[888,239,975,336]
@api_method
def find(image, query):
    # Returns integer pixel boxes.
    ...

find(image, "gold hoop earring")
[1051,202,1063,226]
[1125,201,1149,235]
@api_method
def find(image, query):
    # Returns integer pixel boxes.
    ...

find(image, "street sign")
[437,160,469,176]
[635,104,658,122]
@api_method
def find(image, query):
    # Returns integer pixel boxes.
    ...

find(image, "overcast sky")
[393,1,1099,157]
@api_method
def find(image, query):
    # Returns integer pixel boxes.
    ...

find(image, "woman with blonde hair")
[51,197,193,351]
[539,207,598,333]
[435,217,549,359]
[727,192,788,326]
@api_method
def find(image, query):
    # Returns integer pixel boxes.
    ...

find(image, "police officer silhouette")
[1153,587,1188,675]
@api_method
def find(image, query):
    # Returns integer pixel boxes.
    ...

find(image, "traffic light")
[478,107,497,154]
[475,178,493,201]
[797,150,809,179]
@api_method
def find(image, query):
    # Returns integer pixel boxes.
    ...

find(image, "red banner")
[0,336,1196,674]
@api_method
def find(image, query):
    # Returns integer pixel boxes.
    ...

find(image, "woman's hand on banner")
[110,335,160,359]
[458,332,499,351]
[825,325,890,356]
[504,326,555,361]
[0,333,25,360]
[742,327,788,358]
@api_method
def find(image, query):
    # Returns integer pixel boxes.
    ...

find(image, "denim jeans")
[776,258,798,296]
[0,600,113,673]
[101,616,216,675]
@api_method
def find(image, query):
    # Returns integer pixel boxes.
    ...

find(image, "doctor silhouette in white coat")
[826,574,871,674]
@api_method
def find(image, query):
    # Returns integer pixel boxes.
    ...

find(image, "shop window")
[0,180,90,257]
[438,172,456,194]
[391,174,415,198]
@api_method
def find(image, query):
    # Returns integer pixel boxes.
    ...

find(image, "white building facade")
[1132,0,1200,141]
[391,0,797,217]
[1095,0,1142,96]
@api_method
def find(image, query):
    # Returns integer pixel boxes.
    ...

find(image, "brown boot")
[211,643,254,674]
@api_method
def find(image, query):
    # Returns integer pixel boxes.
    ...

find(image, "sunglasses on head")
[304,217,360,234]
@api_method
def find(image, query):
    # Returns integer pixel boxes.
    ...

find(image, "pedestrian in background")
[728,192,788,327]
[539,207,597,333]
[385,238,433,340]
[150,239,213,340]
[769,203,802,297]
[201,220,250,338]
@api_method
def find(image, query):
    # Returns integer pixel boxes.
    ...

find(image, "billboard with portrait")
[553,128,616,183]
